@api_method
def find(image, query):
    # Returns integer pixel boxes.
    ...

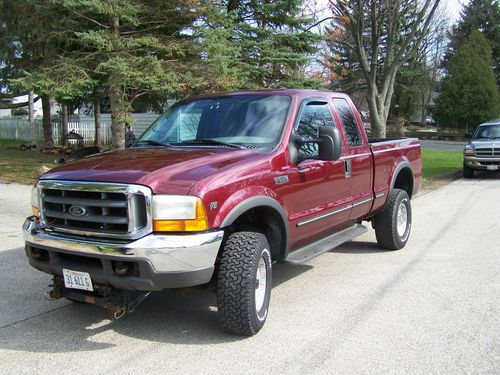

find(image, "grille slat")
[43,195,127,208]
[44,210,128,224]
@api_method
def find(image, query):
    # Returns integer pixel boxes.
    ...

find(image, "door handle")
[344,159,352,178]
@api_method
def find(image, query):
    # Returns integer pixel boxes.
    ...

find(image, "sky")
[443,0,470,23]
[312,0,470,28]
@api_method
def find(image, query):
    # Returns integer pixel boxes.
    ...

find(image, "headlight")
[31,187,40,217]
[464,147,474,156]
[152,195,208,232]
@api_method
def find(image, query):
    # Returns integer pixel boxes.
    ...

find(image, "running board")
[284,224,368,264]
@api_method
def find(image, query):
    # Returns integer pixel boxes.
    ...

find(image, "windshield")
[473,124,500,139]
[136,94,291,148]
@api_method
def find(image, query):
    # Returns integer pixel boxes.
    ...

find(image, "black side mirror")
[318,126,342,161]
[289,126,342,164]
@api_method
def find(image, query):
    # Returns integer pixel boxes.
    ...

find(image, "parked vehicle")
[24,89,422,336]
[463,119,500,178]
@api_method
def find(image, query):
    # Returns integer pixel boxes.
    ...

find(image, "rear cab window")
[332,98,363,147]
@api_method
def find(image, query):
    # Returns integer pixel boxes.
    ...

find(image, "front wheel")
[374,189,412,250]
[463,163,474,178]
[217,231,272,336]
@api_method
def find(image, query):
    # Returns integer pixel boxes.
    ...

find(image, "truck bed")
[368,137,422,214]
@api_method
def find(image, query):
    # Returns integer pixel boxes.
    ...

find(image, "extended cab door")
[331,97,373,220]
[281,99,352,249]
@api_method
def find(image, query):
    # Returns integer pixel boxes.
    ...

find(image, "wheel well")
[229,206,287,262]
[393,167,414,198]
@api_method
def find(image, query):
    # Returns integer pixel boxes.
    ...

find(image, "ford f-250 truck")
[24,89,421,336]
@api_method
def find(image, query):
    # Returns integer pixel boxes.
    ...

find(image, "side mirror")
[289,126,342,164]
[318,126,342,161]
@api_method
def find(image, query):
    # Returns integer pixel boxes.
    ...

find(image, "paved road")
[0,179,499,374]
[420,140,466,151]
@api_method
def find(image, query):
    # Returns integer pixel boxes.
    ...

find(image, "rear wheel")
[463,163,474,178]
[374,189,412,250]
[217,231,272,336]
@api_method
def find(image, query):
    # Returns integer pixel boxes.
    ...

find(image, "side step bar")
[284,224,368,264]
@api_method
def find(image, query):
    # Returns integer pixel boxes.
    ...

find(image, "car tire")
[217,231,272,336]
[374,189,412,250]
[463,164,474,178]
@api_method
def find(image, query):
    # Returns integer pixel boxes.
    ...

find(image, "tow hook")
[46,276,151,320]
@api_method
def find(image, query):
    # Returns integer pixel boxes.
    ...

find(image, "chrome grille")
[38,181,152,239]
[475,147,500,157]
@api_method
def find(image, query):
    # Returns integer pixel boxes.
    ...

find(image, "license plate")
[63,269,94,291]
[487,165,499,171]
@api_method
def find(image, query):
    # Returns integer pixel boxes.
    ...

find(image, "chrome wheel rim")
[255,256,267,312]
[396,202,408,237]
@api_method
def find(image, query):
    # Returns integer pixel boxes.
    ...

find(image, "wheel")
[217,231,272,336]
[463,163,474,178]
[374,189,412,250]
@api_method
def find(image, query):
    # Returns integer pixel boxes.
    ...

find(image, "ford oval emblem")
[69,205,88,217]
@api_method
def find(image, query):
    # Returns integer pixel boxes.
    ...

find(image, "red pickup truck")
[24,89,421,336]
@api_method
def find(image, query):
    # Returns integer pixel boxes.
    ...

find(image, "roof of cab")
[184,88,350,101]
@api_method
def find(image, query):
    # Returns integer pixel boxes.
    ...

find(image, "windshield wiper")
[179,139,246,149]
[135,140,170,147]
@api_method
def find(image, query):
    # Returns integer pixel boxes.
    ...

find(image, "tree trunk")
[41,95,53,146]
[366,88,386,138]
[109,85,126,149]
[94,95,101,147]
[28,91,35,126]
[61,102,68,145]
[108,16,127,149]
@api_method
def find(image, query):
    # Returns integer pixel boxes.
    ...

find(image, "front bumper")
[464,156,500,171]
[23,216,224,291]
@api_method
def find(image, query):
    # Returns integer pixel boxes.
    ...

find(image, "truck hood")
[41,147,258,194]
[470,139,500,147]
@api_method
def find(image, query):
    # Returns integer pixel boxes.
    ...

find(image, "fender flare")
[221,195,289,254]
[390,161,413,196]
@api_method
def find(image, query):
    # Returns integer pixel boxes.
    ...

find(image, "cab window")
[295,102,335,157]
[333,98,362,147]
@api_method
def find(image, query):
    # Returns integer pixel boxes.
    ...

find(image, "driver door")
[280,100,352,249]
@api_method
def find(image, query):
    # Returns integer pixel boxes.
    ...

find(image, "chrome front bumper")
[23,217,224,290]
[464,156,500,170]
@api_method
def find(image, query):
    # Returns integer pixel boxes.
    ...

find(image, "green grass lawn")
[0,139,58,185]
[421,148,463,182]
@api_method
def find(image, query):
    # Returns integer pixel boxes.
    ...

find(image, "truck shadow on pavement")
[0,246,312,352]
[332,240,387,254]
[470,171,500,179]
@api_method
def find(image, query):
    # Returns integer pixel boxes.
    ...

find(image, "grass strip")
[0,140,58,185]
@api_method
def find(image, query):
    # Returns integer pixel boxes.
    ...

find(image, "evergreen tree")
[435,30,500,132]
[0,0,64,145]
[444,0,500,84]
[221,0,321,88]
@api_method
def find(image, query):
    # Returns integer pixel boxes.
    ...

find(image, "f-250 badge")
[274,176,289,185]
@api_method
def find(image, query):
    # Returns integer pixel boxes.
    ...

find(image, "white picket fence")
[0,113,161,145]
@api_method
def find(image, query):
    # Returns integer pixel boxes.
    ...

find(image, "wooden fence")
[0,113,160,145]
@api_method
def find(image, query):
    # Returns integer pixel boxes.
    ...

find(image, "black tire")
[374,189,412,250]
[463,164,474,178]
[217,231,272,336]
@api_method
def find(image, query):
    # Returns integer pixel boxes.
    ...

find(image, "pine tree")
[435,30,500,132]
[220,0,321,88]
[444,0,500,84]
